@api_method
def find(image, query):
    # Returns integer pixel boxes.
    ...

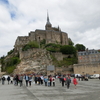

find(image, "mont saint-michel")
[14,13,70,52]
[0,13,74,75]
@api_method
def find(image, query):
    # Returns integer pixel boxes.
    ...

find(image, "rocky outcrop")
[13,49,53,74]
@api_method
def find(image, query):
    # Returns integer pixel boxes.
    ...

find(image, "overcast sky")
[0,0,100,57]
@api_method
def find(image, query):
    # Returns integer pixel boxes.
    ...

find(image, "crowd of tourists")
[0,74,79,89]
[1,73,100,91]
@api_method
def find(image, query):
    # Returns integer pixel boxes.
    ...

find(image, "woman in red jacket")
[73,77,78,89]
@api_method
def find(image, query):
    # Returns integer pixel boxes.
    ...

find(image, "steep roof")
[46,12,52,27]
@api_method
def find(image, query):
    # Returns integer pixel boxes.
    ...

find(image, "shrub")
[46,48,56,52]
[6,66,16,74]
[40,39,46,45]
[45,43,61,52]
[22,41,39,51]
[7,49,14,55]
[5,57,20,67]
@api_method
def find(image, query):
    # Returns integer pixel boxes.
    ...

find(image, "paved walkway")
[0,79,100,100]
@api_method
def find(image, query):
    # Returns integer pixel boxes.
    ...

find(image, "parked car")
[75,74,81,78]
[70,74,75,77]
[87,75,93,79]
[89,74,99,79]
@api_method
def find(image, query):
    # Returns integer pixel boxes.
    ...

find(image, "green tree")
[0,55,5,59]
[40,39,46,45]
[68,38,74,46]
[6,66,16,74]
[5,57,20,67]
[60,45,76,55]
[1,55,20,73]
[50,54,78,67]
[75,44,86,51]
[0,55,5,71]
[7,49,14,55]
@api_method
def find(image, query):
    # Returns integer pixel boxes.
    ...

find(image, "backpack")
[64,78,66,81]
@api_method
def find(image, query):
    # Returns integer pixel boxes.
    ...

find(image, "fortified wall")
[74,63,100,75]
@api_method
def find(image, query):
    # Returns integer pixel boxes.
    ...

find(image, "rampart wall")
[74,63,100,75]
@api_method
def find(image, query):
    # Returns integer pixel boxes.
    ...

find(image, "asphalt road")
[0,78,100,100]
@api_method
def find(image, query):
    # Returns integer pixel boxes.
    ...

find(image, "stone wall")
[73,63,100,75]
[47,66,73,76]
[55,66,73,75]
[20,48,44,59]
[61,32,68,45]
[51,52,74,61]
[51,52,63,61]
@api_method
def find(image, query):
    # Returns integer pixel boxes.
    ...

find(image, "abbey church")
[14,13,70,51]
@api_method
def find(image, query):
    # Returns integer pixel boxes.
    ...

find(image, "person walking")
[61,76,66,87]
[25,74,29,87]
[19,74,23,87]
[29,75,32,86]
[2,76,5,85]
[37,75,41,85]
[48,77,50,87]
[65,75,71,89]
[34,75,38,84]
[44,76,48,86]
[7,76,10,84]
[52,76,55,86]
[15,74,19,86]
[50,76,53,86]
[10,76,13,84]
[73,77,78,89]
[40,75,44,85]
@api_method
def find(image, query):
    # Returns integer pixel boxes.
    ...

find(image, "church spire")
[47,11,50,23]
[45,11,52,30]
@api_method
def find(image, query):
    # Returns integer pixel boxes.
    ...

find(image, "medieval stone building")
[78,49,100,64]
[14,13,69,51]
[74,49,100,75]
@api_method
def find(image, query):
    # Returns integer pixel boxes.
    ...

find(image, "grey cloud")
[0,0,100,56]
